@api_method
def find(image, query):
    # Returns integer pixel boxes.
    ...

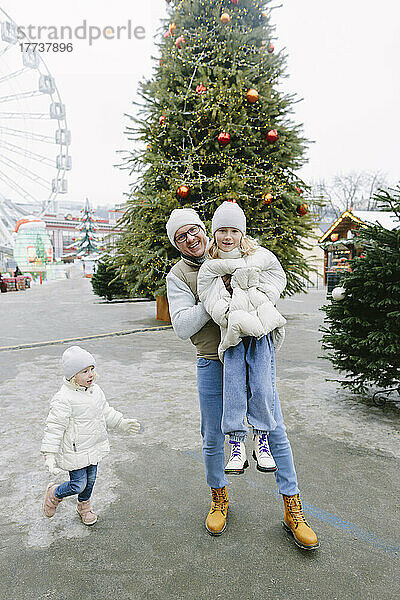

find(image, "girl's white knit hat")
[212,201,246,236]
[166,208,206,248]
[62,346,96,380]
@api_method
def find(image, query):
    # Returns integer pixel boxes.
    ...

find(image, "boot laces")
[285,495,308,525]
[211,488,227,514]
[229,440,242,458]
[258,434,271,455]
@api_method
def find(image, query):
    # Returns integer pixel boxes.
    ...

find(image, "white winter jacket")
[40,379,124,471]
[197,247,287,360]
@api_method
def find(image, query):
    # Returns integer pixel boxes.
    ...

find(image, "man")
[165,208,319,549]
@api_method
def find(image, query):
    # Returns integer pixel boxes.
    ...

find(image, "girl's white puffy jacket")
[197,246,287,361]
[41,379,124,471]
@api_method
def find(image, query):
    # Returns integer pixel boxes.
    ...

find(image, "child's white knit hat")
[166,208,206,248]
[62,346,96,380]
[212,201,246,236]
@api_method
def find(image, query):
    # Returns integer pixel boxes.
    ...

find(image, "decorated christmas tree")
[35,233,48,264]
[116,0,315,298]
[321,186,400,394]
[64,198,103,258]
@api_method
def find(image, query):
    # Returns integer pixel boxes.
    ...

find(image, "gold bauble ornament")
[246,88,259,103]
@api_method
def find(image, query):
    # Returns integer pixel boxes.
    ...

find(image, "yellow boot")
[205,486,229,536]
[282,494,319,550]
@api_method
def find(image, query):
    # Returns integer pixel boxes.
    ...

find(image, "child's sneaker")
[77,499,97,526]
[253,433,277,472]
[42,483,62,518]
[225,440,248,474]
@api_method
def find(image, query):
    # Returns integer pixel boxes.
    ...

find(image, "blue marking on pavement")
[183,449,400,557]
[300,500,400,557]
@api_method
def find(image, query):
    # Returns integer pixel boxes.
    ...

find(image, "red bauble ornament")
[295,186,302,195]
[159,115,166,125]
[246,88,259,103]
[231,0,239,4]
[297,203,309,216]
[268,43,274,53]
[164,30,170,39]
[195,84,207,94]
[221,13,230,24]
[263,193,273,204]
[177,185,190,199]
[218,132,231,146]
[176,36,186,48]
[266,129,278,142]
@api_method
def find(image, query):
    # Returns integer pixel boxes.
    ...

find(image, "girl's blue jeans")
[223,335,278,440]
[197,344,299,495]
[54,464,98,502]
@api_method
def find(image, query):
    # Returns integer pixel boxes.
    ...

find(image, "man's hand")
[221,274,233,296]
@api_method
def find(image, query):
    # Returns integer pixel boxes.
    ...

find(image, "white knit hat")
[62,346,96,380]
[212,201,246,236]
[166,208,206,248]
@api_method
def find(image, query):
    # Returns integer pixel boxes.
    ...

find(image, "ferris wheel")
[0,6,70,231]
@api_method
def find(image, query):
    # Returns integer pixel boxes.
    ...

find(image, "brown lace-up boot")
[205,486,229,536]
[282,494,319,550]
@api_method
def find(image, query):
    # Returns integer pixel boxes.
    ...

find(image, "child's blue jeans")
[197,337,299,495]
[222,335,277,441]
[54,464,98,502]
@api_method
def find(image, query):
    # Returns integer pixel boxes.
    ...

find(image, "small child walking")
[197,201,287,475]
[41,345,140,525]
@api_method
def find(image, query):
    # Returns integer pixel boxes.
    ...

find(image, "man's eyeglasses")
[175,224,201,244]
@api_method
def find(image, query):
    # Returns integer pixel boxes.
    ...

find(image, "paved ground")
[0,279,399,600]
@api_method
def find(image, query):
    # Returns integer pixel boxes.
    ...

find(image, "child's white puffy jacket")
[41,379,124,471]
[197,247,287,360]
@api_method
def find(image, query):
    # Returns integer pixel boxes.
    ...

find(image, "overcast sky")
[2,0,399,206]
